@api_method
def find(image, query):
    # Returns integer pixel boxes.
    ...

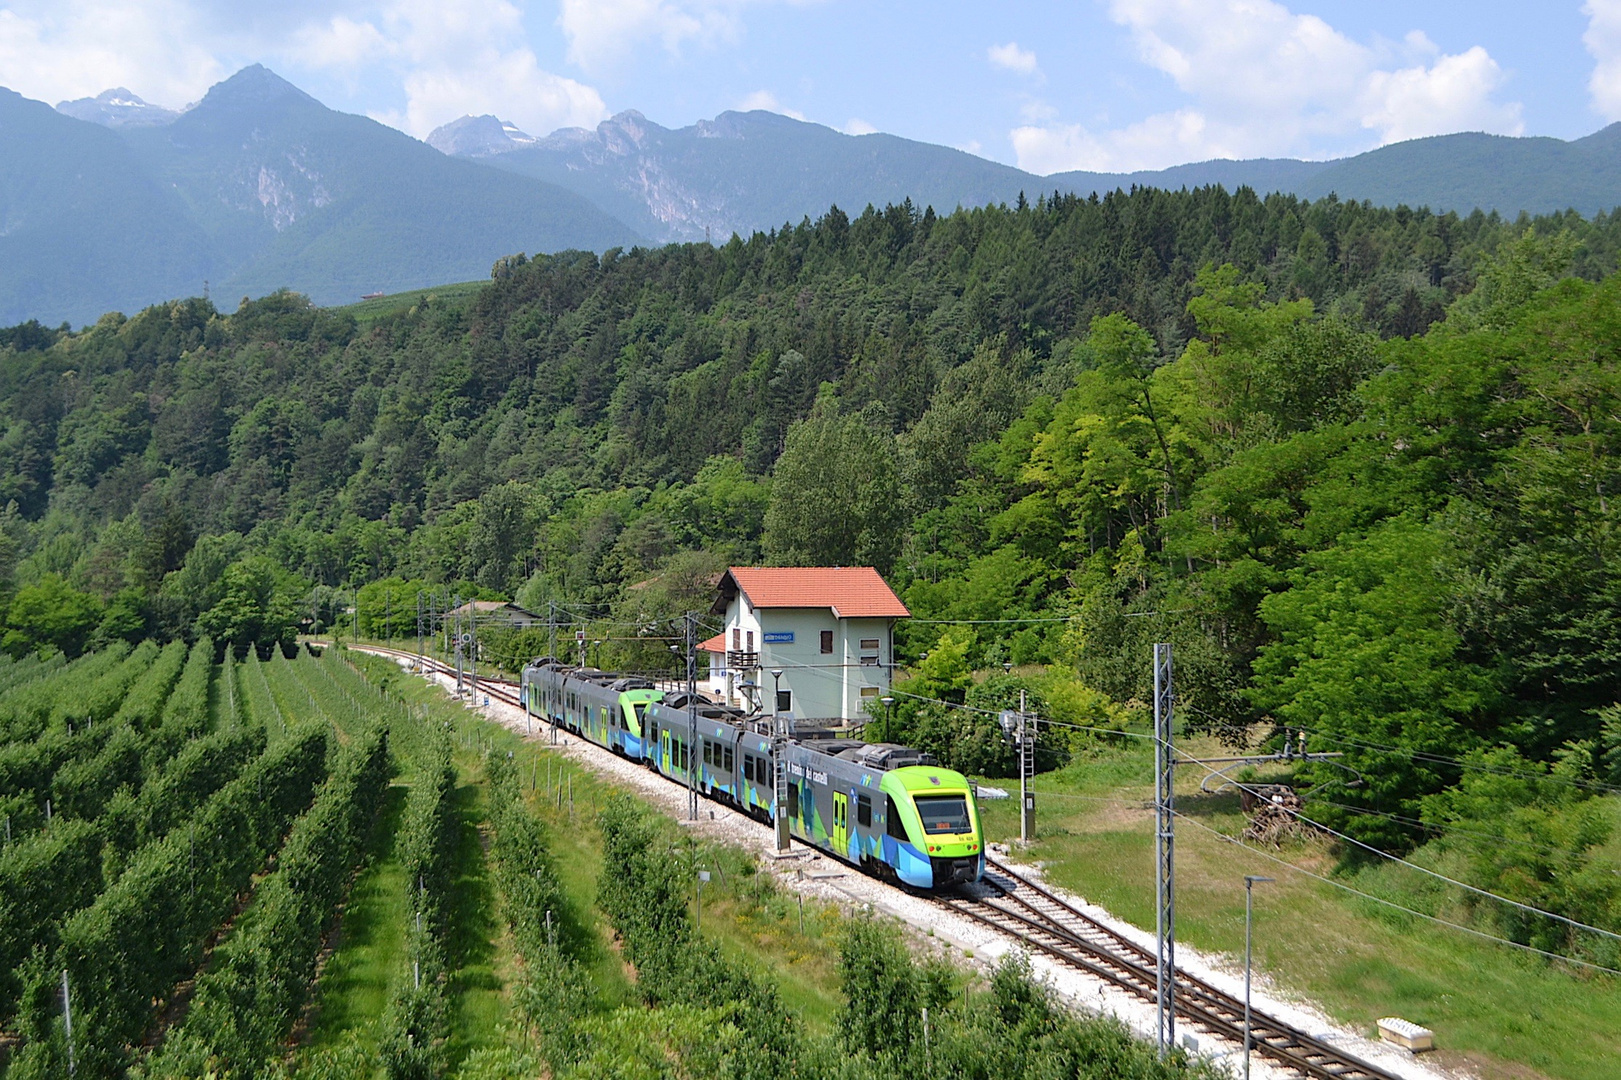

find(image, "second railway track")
[935,858,1400,1080]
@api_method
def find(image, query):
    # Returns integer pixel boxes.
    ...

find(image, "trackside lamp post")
[1244,875,1275,1080]
[772,668,788,853]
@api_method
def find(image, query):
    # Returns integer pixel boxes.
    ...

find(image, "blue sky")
[1,1,1616,173]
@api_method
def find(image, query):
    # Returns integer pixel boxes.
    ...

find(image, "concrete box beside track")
[1376,1017,1434,1052]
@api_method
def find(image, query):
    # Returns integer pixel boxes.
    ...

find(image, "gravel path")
[388,654,1467,1080]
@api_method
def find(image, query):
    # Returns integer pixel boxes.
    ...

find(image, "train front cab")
[879,767,984,890]
[614,687,661,760]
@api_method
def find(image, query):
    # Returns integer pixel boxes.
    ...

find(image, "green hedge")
[142,724,391,1079]
[0,819,103,1021]
[9,725,331,1078]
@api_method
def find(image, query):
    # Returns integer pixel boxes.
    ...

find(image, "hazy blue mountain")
[453,108,1035,242]
[443,106,1621,243]
[1046,159,1332,202]
[55,88,180,128]
[1046,129,1621,216]
[1292,128,1621,215]
[427,114,537,157]
[14,61,1621,327]
[0,67,642,324]
[0,88,214,326]
[118,66,642,305]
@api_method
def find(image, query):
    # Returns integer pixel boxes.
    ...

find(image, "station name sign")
[762,631,795,643]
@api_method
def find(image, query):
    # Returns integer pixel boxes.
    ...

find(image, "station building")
[700,566,909,723]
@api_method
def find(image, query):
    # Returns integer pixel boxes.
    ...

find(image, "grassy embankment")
[974,733,1621,1080]
[337,282,487,327]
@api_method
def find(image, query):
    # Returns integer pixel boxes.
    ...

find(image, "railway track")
[935,858,1400,1080]
[344,640,1403,1080]
[332,643,525,710]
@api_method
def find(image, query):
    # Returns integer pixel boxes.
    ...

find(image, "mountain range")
[0,66,637,325]
[436,108,1621,245]
[7,63,1621,325]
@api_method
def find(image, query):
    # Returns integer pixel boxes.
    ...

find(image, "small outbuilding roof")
[448,600,540,619]
[698,632,727,653]
[711,567,910,619]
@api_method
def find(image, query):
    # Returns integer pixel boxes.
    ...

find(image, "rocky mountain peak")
[427,114,536,157]
[55,87,179,128]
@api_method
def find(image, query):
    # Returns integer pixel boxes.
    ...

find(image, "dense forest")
[2,185,1621,951]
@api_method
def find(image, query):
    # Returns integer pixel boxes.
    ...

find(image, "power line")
[1301,799,1581,861]
[1168,810,1621,977]
[907,615,1083,625]
[1171,747,1621,947]
[1289,724,1621,797]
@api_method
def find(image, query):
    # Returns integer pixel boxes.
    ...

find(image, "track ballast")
[350,643,1403,1080]
[936,858,1400,1080]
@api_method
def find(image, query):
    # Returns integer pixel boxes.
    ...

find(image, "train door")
[660,727,671,774]
[832,791,848,855]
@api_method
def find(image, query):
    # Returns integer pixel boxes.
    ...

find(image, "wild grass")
[974,736,1621,1080]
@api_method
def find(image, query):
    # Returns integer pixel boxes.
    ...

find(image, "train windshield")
[913,795,971,834]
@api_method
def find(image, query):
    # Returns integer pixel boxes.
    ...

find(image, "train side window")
[886,797,908,840]
[702,741,712,766]
[857,793,872,828]
[723,747,734,772]
[787,781,799,818]
[743,756,754,782]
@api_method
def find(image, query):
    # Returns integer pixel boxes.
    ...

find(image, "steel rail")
[930,858,1399,1080]
[344,640,1399,1079]
[336,643,525,708]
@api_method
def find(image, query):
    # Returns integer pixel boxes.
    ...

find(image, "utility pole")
[1019,689,1036,844]
[352,587,359,641]
[1244,875,1275,1080]
[772,668,789,853]
[470,612,479,705]
[453,595,464,693]
[417,592,424,659]
[686,613,698,820]
[1153,642,1176,1059]
[548,601,557,663]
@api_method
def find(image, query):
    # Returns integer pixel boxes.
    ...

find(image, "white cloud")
[987,41,1039,76]
[289,15,390,71]
[842,117,877,135]
[1585,0,1621,120]
[558,0,815,71]
[1013,0,1522,173]
[386,50,607,138]
[1358,46,1517,144]
[0,0,606,141]
[737,89,804,120]
[0,0,225,108]
[275,0,607,138]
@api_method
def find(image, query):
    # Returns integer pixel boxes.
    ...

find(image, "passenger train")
[519,659,985,891]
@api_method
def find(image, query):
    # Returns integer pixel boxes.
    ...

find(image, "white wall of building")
[707,596,894,721]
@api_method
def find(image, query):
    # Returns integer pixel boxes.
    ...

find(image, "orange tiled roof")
[715,567,910,619]
[698,632,727,653]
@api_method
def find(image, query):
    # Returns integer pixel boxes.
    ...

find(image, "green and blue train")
[520,659,984,891]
